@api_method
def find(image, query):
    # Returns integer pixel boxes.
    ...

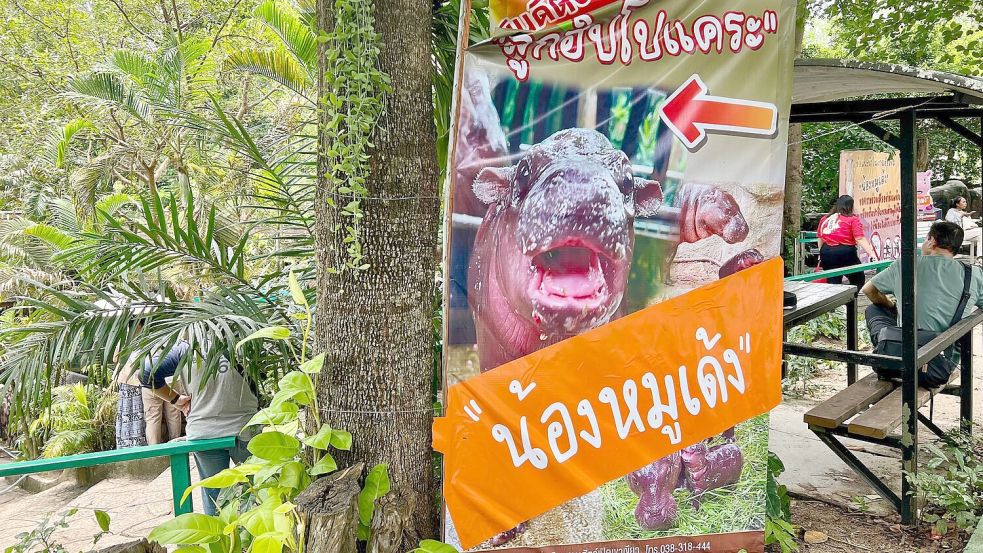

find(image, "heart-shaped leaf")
[148,513,225,545]
[358,464,390,526]
[300,353,325,374]
[308,453,337,476]
[248,432,301,462]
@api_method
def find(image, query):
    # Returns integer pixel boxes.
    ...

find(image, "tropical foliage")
[148,289,389,552]
[0,0,322,457]
[798,1,983,217]
[0,0,473,461]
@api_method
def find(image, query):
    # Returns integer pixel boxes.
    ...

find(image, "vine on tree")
[319,0,392,274]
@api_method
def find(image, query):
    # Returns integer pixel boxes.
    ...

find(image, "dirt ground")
[768,499,971,553]
[770,319,983,553]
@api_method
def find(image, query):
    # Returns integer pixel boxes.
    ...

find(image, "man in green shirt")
[861,221,983,385]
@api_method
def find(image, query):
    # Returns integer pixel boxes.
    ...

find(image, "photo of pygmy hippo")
[467,127,666,372]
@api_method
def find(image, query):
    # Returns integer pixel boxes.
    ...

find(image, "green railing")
[785,259,894,282]
[0,436,236,515]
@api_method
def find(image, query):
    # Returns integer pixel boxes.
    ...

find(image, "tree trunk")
[313,1,440,552]
[783,123,803,250]
[782,0,808,262]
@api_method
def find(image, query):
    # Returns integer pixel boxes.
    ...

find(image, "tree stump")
[94,539,165,553]
[368,491,419,553]
[296,463,363,553]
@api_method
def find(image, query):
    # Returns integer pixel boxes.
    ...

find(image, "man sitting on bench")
[861,221,982,387]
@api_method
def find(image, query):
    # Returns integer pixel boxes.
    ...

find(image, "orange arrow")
[659,74,778,151]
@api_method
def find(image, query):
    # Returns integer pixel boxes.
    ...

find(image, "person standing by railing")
[817,195,879,289]
[140,341,258,515]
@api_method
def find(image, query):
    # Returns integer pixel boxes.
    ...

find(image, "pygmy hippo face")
[701,188,749,244]
[473,128,663,335]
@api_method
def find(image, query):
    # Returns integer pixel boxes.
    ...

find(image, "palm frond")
[252,0,318,73]
[94,193,137,223]
[105,50,156,87]
[50,119,96,169]
[64,73,154,123]
[48,198,82,236]
[226,49,311,99]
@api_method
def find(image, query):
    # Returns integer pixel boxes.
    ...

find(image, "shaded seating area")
[783,59,983,523]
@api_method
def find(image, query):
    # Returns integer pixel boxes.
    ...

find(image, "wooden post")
[296,463,363,553]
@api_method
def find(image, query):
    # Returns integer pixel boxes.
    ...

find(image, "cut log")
[94,539,165,553]
[296,463,362,553]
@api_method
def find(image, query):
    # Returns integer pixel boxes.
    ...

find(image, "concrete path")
[771,327,983,516]
[0,459,201,550]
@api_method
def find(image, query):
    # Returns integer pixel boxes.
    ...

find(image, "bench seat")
[804,370,960,439]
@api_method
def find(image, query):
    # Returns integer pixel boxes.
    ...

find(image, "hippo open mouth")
[527,239,616,331]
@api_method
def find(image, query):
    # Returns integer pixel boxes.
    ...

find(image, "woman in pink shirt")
[817,195,879,288]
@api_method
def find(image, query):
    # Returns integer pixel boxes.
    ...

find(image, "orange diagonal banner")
[433,258,784,549]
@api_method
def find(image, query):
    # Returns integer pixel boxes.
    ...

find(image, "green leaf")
[413,540,459,553]
[248,432,301,461]
[309,453,337,476]
[240,505,275,538]
[182,468,249,503]
[236,327,292,350]
[254,461,286,486]
[358,464,391,526]
[277,371,314,405]
[357,522,372,541]
[245,403,300,427]
[148,514,225,545]
[303,425,351,451]
[250,532,287,553]
[288,271,308,307]
[300,352,325,374]
[173,547,208,553]
[279,461,310,490]
[94,510,111,532]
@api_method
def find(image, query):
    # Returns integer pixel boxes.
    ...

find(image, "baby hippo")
[719,249,765,278]
[468,128,666,372]
[626,453,684,531]
[626,434,744,530]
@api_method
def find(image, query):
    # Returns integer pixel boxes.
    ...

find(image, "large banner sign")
[439,0,796,551]
[839,150,902,261]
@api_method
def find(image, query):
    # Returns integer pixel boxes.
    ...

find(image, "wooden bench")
[803,369,959,439]
[805,369,960,439]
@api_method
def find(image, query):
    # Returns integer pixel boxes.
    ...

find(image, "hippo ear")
[473,166,515,205]
[634,178,664,216]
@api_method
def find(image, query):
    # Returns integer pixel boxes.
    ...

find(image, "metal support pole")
[171,453,193,515]
[781,328,788,380]
[899,109,919,525]
[961,332,974,435]
[847,298,858,385]
[812,428,902,511]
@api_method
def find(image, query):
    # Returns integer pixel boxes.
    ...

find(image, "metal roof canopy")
[793,59,983,105]
[791,60,983,126]
[786,59,983,529]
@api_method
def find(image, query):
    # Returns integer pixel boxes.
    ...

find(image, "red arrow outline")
[659,74,779,151]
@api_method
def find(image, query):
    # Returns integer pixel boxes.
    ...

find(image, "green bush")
[908,430,983,536]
